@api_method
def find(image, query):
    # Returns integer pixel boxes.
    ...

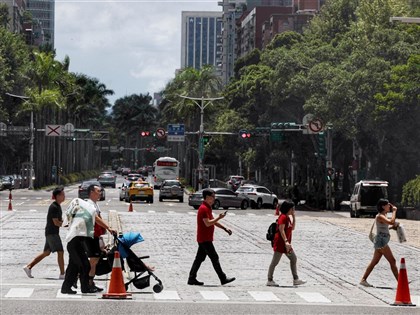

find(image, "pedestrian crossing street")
[3,286,333,303]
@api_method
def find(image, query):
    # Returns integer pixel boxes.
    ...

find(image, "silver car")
[188,187,250,210]
[159,180,184,202]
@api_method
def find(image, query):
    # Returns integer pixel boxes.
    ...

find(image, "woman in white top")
[360,198,399,287]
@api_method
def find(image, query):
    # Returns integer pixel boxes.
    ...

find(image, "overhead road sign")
[46,125,62,136]
[167,124,185,142]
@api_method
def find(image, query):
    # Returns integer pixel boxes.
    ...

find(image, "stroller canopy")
[118,231,144,258]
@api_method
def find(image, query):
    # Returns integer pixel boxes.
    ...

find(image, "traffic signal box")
[318,131,326,157]
[202,135,211,145]
[140,131,151,137]
[255,127,270,136]
[239,129,252,139]
[270,122,297,142]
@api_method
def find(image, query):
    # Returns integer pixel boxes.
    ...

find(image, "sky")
[54,0,221,105]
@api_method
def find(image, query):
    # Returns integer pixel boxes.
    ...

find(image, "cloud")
[55,0,220,104]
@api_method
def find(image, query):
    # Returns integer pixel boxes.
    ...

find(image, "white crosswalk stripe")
[296,292,331,303]
[200,290,229,300]
[153,290,180,300]
[248,291,280,301]
[5,288,33,298]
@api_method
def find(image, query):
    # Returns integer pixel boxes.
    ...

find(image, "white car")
[236,185,278,209]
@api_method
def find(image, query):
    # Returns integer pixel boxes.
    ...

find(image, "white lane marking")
[296,292,331,303]
[168,210,175,214]
[148,210,156,213]
[29,209,37,212]
[188,212,196,215]
[153,290,180,300]
[200,291,229,301]
[2,283,60,287]
[5,288,34,298]
[35,197,42,200]
[248,291,280,301]
[15,202,25,206]
[247,213,256,216]
[227,212,236,216]
[56,289,82,299]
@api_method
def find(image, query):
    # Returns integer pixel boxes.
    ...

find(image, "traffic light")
[203,135,211,145]
[255,127,270,136]
[239,129,252,139]
[271,122,297,130]
[140,131,151,137]
[318,131,326,157]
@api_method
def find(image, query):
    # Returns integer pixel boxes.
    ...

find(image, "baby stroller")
[97,231,163,293]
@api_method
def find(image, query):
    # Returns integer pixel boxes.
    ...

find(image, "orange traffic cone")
[391,258,416,306]
[128,200,133,212]
[102,251,132,299]
[8,190,13,211]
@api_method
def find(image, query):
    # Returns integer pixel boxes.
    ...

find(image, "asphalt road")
[0,176,419,314]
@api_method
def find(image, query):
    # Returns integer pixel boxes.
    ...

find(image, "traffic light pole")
[179,95,223,191]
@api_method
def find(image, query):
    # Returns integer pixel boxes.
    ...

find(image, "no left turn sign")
[308,119,323,133]
[156,128,166,139]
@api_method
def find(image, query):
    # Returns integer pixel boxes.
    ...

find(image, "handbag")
[368,220,376,242]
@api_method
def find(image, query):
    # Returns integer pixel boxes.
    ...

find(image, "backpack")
[266,222,278,246]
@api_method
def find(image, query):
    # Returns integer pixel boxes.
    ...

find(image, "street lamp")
[5,93,34,190]
[179,95,224,190]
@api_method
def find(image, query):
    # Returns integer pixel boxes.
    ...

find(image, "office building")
[180,11,223,73]
[26,0,54,47]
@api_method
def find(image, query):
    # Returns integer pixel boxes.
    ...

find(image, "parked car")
[78,181,106,201]
[236,185,278,209]
[0,176,13,191]
[97,172,116,188]
[125,181,153,203]
[119,180,130,201]
[188,187,250,210]
[350,180,388,218]
[226,175,244,191]
[159,179,184,202]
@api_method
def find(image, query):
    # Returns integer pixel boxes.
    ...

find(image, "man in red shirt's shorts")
[188,188,236,286]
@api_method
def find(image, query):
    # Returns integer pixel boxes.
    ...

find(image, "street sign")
[308,119,323,134]
[167,124,185,142]
[46,125,62,136]
[156,128,166,139]
[0,122,7,137]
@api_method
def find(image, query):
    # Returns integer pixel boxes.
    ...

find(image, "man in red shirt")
[188,188,235,286]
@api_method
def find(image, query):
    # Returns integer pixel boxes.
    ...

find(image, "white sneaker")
[59,274,65,280]
[293,279,306,286]
[266,280,279,287]
[23,266,33,278]
[360,280,373,287]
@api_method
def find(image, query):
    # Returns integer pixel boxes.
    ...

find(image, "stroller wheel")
[153,283,163,293]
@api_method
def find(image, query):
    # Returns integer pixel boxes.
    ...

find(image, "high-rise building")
[1,0,27,33]
[180,11,223,73]
[26,0,54,47]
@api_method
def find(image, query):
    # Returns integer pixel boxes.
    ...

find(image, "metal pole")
[178,95,224,191]
[29,109,34,190]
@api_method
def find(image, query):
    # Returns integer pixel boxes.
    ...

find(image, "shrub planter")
[404,207,420,221]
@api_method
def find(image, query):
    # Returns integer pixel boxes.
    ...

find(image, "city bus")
[152,157,180,189]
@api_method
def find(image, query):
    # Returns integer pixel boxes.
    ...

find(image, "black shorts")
[44,234,64,252]
[84,237,101,257]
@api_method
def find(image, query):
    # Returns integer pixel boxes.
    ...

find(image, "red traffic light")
[141,131,150,137]
[239,130,251,138]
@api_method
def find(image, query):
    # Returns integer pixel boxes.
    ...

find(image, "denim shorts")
[374,232,390,249]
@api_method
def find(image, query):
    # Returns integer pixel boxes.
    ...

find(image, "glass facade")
[182,12,223,70]
[27,0,55,46]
